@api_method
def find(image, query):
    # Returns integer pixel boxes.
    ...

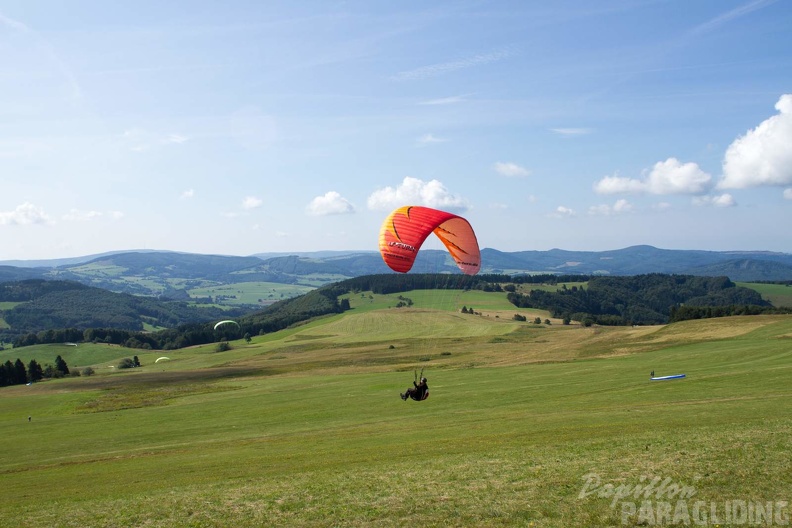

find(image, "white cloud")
[62,209,102,222]
[550,128,592,136]
[493,162,530,178]
[418,94,470,105]
[0,202,52,226]
[646,158,712,194]
[550,205,576,218]
[588,199,633,216]
[417,133,448,145]
[613,199,633,213]
[163,134,189,145]
[594,174,646,194]
[594,158,712,195]
[784,188,792,200]
[122,129,190,152]
[720,94,792,189]
[367,177,469,212]
[241,196,262,210]
[307,191,355,216]
[693,193,736,207]
[180,189,195,200]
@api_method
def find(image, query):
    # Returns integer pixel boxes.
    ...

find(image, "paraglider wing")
[155,357,170,363]
[213,320,240,331]
[378,206,480,275]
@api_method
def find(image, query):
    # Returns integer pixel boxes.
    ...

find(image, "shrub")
[117,358,135,369]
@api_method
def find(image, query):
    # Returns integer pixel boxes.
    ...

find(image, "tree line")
[506,274,782,325]
[0,354,71,387]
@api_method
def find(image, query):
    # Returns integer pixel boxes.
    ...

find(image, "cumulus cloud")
[588,199,633,216]
[0,202,52,226]
[720,94,792,189]
[307,191,355,216]
[367,177,469,212]
[693,193,736,207]
[549,205,576,218]
[593,174,647,194]
[594,158,712,195]
[493,162,530,178]
[241,196,262,210]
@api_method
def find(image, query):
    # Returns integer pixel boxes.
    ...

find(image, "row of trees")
[507,274,773,326]
[0,355,71,387]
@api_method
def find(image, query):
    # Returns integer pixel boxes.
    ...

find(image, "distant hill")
[0,265,47,283]
[685,259,792,282]
[0,279,245,342]
[2,246,792,301]
[481,246,792,276]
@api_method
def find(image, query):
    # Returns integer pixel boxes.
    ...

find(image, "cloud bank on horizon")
[1,1,791,259]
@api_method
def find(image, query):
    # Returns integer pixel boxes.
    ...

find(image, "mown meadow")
[1,289,790,527]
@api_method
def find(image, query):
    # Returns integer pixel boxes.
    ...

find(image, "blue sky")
[2,0,791,260]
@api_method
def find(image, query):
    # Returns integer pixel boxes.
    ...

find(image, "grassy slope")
[188,281,314,306]
[1,290,791,527]
[738,281,792,307]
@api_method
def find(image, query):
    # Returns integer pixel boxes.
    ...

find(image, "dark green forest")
[0,280,245,342]
[506,274,775,325]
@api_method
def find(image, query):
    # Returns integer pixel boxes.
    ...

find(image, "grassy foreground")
[1,299,791,527]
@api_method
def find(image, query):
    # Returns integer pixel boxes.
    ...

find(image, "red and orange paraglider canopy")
[378,206,481,275]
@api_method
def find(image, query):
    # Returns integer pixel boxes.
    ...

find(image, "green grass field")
[188,281,315,306]
[1,292,791,527]
[738,281,792,307]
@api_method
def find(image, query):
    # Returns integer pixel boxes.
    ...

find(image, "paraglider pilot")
[401,377,429,401]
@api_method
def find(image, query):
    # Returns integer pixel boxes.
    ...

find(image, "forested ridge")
[0,280,244,342]
[506,274,775,325]
[3,273,787,352]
